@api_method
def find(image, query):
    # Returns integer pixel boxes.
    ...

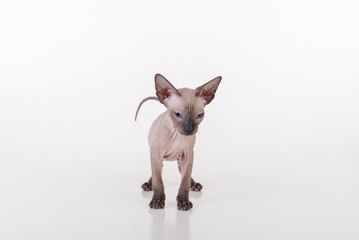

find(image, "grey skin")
[135,74,221,211]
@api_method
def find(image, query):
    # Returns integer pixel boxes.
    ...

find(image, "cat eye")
[196,113,204,119]
[174,111,183,118]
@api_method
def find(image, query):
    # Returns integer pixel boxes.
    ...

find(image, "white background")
[1,0,359,239]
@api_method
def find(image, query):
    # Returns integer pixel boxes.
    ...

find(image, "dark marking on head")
[181,109,197,135]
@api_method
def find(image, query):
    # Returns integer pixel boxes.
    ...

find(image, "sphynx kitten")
[135,74,221,210]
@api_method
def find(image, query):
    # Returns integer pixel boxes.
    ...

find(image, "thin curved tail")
[134,96,159,121]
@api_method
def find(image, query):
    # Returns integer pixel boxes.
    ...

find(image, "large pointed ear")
[154,74,180,104]
[195,76,222,105]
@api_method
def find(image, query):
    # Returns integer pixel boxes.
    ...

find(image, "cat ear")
[154,74,180,104]
[195,76,222,105]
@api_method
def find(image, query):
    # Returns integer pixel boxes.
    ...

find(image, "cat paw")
[190,182,203,192]
[177,196,193,211]
[141,182,152,191]
[149,195,165,209]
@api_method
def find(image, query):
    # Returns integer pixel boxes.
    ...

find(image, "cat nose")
[184,126,194,134]
[182,119,195,135]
